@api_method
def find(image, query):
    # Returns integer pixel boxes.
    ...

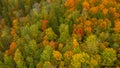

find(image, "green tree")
[101,48,116,66]
[58,24,70,43]
[14,49,26,68]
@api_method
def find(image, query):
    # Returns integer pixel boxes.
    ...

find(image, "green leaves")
[0,61,5,68]
[29,39,38,51]
[45,27,57,41]
[14,49,26,68]
[58,24,70,43]
[4,54,16,68]
[43,61,54,68]
[85,34,98,55]
[70,52,90,68]
[0,0,120,67]
[30,24,39,38]
[40,46,53,62]
[101,48,116,66]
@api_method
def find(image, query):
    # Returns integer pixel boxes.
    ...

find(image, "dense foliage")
[0,0,120,68]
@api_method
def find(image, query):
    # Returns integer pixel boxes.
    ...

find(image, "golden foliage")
[11,28,17,39]
[65,0,78,11]
[12,19,18,30]
[53,50,62,61]
[11,19,18,39]
[85,26,92,33]
[49,41,56,49]
[102,8,108,15]
[114,20,120,33]
[72,38,79,47]
[82,1,90,9]
[100,20,108,30]
[63,51,73,58]
[90,6,98,14]
[85,20,92,26]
